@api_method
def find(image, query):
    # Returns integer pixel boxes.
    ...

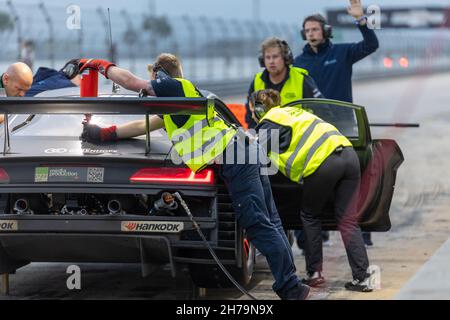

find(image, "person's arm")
[116,116,164,138]
[0,115,4,125]
[106,66,156,95]
[78,59,155,95]
[346,0,379,63]
[245,80,257,128]
[302,74,324,98]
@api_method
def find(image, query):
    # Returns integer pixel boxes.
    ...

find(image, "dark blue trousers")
[219,137,299,294]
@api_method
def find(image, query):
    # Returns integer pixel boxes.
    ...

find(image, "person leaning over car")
[294,0,379,247]
[0,62,33,123]
[77,54,310,300]
[25,59,82,97]
[250,88,373,292]
[245,37,322,129]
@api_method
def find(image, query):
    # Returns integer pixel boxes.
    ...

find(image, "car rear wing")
[0,97,216,155]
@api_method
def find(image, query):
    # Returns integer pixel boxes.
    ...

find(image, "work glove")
[80,123,118,143]
[78,58,116,79]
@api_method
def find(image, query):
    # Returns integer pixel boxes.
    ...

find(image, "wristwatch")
[355,16,367,25]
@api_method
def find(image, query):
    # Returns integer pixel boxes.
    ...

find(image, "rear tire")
[188,235,255,288]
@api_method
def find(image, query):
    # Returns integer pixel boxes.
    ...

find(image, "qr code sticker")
[87,167,104,183]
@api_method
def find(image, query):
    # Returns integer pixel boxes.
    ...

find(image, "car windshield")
[288,101,359,138]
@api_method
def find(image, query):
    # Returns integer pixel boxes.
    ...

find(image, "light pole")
[217,17,230,79]
[96,7,112,61]
[121,9,137,73]
[181,16,197,80]
[38,2,55,68]
[6,0,22,61]
[199,16,214,79]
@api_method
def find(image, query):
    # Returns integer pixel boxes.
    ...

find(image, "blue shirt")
[25,67,76,97]
[293,24,378,103]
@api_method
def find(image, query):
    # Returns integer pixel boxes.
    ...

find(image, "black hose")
[172,192,257,300]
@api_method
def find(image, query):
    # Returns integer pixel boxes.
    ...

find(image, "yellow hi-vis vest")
[163,78,237,173]
[260,106,352,183]
[253,67,309,106]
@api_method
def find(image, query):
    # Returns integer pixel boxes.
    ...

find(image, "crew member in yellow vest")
[250,89,373,293]
[79,55,310,299]
[245,37,322,129]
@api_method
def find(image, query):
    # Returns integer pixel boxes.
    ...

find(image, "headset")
[250,91,268,121]
[152,61,171,80]
[258,38,294,68]
[301,14,333,41]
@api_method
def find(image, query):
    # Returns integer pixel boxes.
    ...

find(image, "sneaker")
[280,283,310,300]
[345,276,373,292]
[302,271,325,287]
[362,232,373,247]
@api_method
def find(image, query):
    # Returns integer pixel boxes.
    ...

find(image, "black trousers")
[300,147,369,281]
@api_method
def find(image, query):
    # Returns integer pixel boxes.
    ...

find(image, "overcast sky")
[6,0,450,23]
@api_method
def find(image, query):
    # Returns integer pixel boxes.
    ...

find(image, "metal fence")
[1,1,450,90]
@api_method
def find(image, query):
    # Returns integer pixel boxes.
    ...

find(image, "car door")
[268,99,404,232]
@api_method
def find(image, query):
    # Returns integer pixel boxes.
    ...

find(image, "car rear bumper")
[0,215,238,274]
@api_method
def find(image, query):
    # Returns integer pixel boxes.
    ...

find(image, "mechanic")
[250,88,373,292]
[294,0,378,247]
[246,37,331,250]
[0,62,33,123]
[78,54,310,300]
[25,59,81,97]
[245,37,322,129]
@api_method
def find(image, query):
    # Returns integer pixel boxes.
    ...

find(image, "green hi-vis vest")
[254,67,309,106]
[163,78,237,173]
[260,106,352,183]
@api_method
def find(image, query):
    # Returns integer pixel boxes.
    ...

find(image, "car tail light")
[0,168,9,183]
[130,168,214,185]
[383,57,393,69]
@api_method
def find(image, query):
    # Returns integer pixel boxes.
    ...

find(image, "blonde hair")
[153,53,183,78]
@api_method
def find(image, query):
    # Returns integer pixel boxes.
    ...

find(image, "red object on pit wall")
[80,69,99,97]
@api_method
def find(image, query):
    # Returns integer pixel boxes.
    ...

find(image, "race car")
[0,87,403,290]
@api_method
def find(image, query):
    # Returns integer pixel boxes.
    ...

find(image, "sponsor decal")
[35,167,104,183]
[0,220,18,231]
[44,148,118,154]
[35,167,49,182]
[121,221,184,233]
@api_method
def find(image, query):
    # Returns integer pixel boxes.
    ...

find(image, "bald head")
[2,62,33,97]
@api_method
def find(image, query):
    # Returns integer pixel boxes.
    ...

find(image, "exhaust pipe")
[14,199,30,214]
[107,199,122,215]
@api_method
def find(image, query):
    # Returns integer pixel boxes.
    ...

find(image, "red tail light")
[0,168,9,183]
[130,168,214,185]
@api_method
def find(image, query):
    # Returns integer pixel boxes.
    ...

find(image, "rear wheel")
[188,233,255,288]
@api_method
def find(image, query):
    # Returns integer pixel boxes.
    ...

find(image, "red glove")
[81,123,118,143]
[79,58,116,79]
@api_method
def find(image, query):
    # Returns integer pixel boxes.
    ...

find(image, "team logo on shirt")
[324,59,337,66]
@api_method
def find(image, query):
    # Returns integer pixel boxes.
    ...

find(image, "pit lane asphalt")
[2,72,450,300]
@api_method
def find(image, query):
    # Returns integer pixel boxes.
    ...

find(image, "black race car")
[0,88,403,290]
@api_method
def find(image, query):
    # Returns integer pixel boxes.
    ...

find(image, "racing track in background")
[2,72,450,300]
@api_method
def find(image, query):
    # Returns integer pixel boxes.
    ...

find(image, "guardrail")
[197,66,450,98]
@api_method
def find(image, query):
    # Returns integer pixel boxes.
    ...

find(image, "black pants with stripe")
[300,147,370,281]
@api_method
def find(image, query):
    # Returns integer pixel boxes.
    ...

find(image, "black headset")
[258,38,294,68]
[152,61,171,80]
[301,14,333,41]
